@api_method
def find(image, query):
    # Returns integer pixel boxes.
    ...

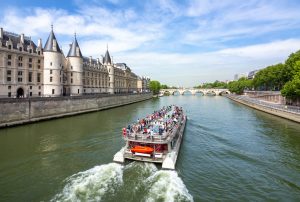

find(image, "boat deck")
[123,116,183,144]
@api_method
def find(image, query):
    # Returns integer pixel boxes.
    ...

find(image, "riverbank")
[0,93,152,128]
[225,94,300,123]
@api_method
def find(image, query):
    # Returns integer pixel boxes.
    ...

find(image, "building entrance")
[17,88,24,98]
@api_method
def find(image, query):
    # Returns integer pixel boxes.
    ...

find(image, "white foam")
[51,163,123,202]
[145,170,194,202]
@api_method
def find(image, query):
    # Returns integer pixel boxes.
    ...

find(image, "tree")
[160,84,169,89]
[282,50,300,83]
[149,80,161,95]
[228,77,252,94]
[281,72,300,98]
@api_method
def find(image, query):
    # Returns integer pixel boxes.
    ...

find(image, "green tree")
[160,84,169,89]
[282,50,300,83]
[228,77,252,94]
[281,72,300,98]
[149,80,161,95]
[253,63,285,90]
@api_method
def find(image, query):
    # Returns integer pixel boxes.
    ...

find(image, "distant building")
[0,27,148,98]
[248,70,259,79]
[234,73,248,81]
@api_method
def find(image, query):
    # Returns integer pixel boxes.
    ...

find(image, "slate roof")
[103,50,112,64]
[1,31,38,53]
[67,36,82,57]
[43,30,62,53]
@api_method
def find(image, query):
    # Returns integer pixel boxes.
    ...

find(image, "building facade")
[0,27,149,98]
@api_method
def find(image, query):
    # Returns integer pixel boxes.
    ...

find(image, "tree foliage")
[195,80,228,89]
[281,72,300,98]
[149,80,161,95]
[252,63,285,90]
[228,77,252,94]
[160,84,169,89]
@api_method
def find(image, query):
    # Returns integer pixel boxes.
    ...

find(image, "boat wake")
[51,162,193,202]
[51,163,123,201]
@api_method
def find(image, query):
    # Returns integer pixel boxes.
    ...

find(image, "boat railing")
[123,114,184,143]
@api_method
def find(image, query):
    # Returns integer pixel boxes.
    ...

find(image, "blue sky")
[1,0,300,87]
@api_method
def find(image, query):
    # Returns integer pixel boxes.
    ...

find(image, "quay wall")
[0,93,152,128]
[226,95,300,123]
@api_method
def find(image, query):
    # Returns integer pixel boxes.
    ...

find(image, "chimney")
[20,33,24,44]
[38,38,42,48]
[0,28,3,39]
[89,56,92,63]
[96,58,100,64]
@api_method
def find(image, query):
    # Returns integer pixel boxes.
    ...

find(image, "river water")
[0,96,300,201]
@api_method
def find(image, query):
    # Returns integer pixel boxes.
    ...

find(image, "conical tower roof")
[104,49,112,64]
[67,34,82,57]
[44,26,62,53]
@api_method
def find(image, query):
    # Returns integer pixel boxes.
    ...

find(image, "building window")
[38,92,41,96]
[50,77,52,82]
[52,89,55,94]
[37,73,41,83]
[8,92,11,97]
[50,62,52,66]
[29,49,32,54]
[29,64,32,68]
[19,47,22,51]
[39,86,41,90]
[78,89,79,94]
[18,56,23,61]
[7,70,11,75]
[38,59,40,64]
[30,86,32,90]
[38,51,40,55]
[8,55,11,59]
[28,72,32,82]
[7,61,11,66]
[29,58,32,62]
[30,92,32,96]
[18,77,22,82]
[50,69,52,74]
[8,45,11,49]
[71,78,73,83]
[8,86,11,89]
[18,71,22,76]
[71,66,73,69]
[71,72,73,76]
[7,77,11,82]
[38,65,40,69]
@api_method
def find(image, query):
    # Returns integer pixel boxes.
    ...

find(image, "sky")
[1,0,300,87]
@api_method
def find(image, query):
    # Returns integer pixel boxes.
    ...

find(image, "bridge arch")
[193,90,205,96]
[205,90,216,96]
[181,90,192,95]
[172,90,180,95]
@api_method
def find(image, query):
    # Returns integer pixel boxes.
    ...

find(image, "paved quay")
[225,94,300,123]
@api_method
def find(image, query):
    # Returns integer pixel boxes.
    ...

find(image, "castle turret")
[66,33,83,95]
[104,48,114,94]
[43,26,63,96]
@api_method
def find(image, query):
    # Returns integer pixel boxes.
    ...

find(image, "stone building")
[0,27,148,98]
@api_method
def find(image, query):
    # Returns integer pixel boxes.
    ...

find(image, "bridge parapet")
[160,88,230,96]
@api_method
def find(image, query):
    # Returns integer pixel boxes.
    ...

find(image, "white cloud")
[0,1,299,86]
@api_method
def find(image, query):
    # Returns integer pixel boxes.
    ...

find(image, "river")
[0,96,300,201]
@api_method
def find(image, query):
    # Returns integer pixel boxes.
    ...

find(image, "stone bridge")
[160,88,230,96]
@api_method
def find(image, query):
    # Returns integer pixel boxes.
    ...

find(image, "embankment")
[226,95,300,123]
[0,93,152,128]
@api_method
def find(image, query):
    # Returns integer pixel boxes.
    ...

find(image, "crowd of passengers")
[122,105,183,138]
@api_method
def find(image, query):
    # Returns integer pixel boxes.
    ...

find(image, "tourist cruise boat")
[113,105,187,169]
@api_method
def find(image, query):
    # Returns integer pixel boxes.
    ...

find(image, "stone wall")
[0,93,152,128]
[226,95,300,123]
